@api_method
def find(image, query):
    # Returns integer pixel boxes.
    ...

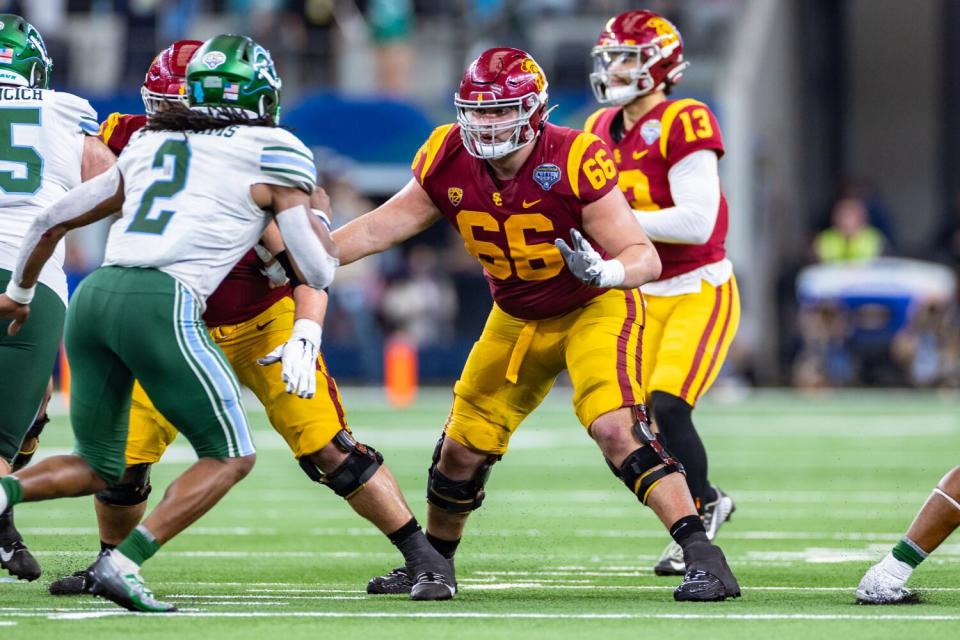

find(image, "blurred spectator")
[892,302,960,388]
[792,302,855,388]
[935,191,960,270]
[380,244,457,346]
[365,0,414,95]
[812,197,886,263]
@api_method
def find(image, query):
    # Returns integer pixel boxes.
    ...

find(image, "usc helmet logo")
[520,58,546,92]
[646,16,680,48]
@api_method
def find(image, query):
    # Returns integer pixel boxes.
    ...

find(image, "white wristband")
[311,208,332,229]
[291,318,322,348]
[5,279,35,305]
[597,259,626,288]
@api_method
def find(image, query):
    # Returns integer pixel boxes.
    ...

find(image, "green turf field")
[1,388,958,638]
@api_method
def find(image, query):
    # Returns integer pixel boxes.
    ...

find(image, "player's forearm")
[634,149,720,245]
[331,216,390,266]
[613,242,662,289]
[275,204,339,289]
[292,285,328,326]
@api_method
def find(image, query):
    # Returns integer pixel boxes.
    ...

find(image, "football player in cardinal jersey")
[0,14,116,582]
[585,10,740,576]
[1,35,450,612]
[334,47,741,602]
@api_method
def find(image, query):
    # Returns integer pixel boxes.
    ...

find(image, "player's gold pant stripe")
[678,282,725,401]
[692,277,738,402]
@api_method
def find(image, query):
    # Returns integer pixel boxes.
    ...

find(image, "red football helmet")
[455,47,550,159]
[589,11,689,105]
[142,39,203,115]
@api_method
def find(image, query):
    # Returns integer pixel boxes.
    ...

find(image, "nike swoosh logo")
[0,548,13,563]
[522,199,542,208]
[632,150,649,160]
[256,318,276,331]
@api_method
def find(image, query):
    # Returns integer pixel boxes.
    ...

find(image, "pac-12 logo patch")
[640,120,662,145]
[448,187,463,207]
[201,51,227,70]
[533,163,561,191]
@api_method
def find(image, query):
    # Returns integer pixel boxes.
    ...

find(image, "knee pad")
[11,413,51,471]
[299,430,383,499]
[426,433,499,514]
[651,392,693,427]
[95,463,153,506]
[607,406,684,505]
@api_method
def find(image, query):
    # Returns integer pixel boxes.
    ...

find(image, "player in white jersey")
[0,35,339,612]
[0,14,115,581]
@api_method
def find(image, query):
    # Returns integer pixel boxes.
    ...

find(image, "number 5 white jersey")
[0,88,99,304]
[103,124,316,306]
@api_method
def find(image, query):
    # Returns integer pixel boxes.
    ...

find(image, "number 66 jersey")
[0,88,99,305]
[103,125,315,306]
[412,121,618,320]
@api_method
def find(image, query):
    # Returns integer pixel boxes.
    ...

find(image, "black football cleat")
[673,541,741,602]
[0,509,41,581]
[409,570,456,601]
[367,565,413,594]
[49,550,111,595]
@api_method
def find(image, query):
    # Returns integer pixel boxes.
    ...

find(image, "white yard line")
[4,610,957,622]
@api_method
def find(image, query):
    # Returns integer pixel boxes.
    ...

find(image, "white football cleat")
[856,560,919,605]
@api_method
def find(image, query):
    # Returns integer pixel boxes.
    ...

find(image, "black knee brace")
[426,433,499,513]
[607,406,685,505]
[95,463,153,506]
[299,430,383,499]
[11,413,49,471]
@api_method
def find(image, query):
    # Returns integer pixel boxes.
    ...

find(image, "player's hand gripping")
[257,319,321,398]
[554,229,625,288]
[0,293,30,336]
[253,244,290,289]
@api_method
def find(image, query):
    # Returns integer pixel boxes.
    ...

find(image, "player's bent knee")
[650,391,692,428]
[427,433,499,513]
[95,463,153,506]
[298,430,383,499]
[606,407,685,505]
[227,453,256,480]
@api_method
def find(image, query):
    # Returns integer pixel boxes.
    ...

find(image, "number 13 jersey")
[412,122,618,320]
[104,125,315,306]
[585,98,728,283]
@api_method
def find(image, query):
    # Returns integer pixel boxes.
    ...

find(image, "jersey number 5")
[128,139,191,235]
[0,108,42,195]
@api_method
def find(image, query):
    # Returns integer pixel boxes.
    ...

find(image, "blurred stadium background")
[20,0,960,391]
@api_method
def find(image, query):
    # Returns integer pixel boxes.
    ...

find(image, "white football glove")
[257,319,321,398]
[554,229,625,288]
[253,244,290,288]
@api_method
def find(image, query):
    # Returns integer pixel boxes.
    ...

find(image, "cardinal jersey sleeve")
[411,123,456,188]
[659,99,724,167]
[565,131,618,204]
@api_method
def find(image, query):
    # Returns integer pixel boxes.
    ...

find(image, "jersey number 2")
[128,139,191,235]
[0,108,42,195]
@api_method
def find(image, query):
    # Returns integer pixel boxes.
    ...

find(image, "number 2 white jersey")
[103,124,316,305]
[0,88,99,304]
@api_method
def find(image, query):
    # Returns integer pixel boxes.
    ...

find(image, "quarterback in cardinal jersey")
[585,10,740,576]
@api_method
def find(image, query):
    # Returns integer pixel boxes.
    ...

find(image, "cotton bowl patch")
[640,120,662,145]
[202,51,227,70]
[533,163,561,191]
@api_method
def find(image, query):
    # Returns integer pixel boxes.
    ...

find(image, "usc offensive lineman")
[334,47,741,602]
